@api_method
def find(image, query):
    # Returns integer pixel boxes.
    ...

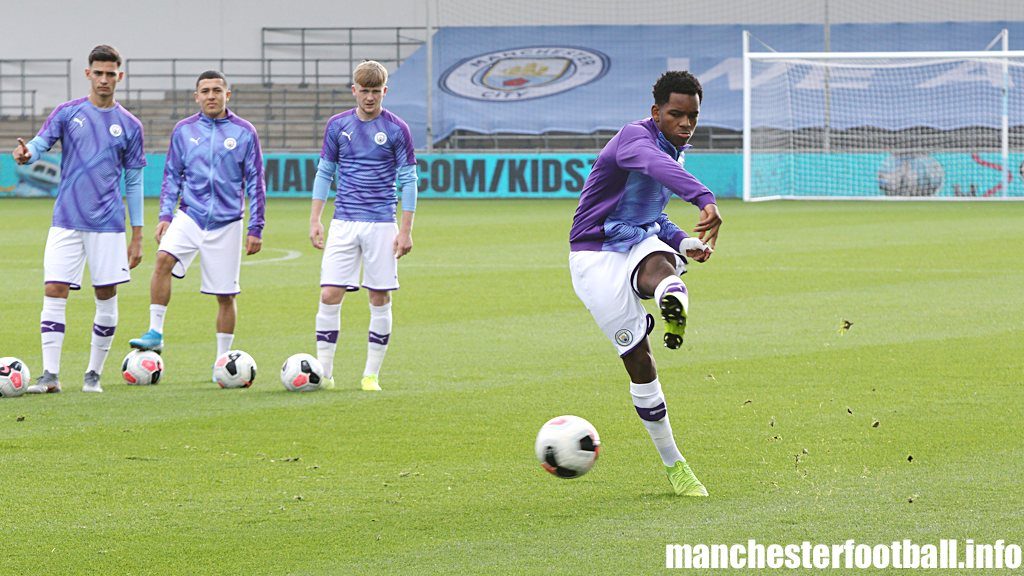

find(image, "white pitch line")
[241,249,302,266]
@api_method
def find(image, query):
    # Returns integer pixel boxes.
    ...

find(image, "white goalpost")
[742,30,1024,201]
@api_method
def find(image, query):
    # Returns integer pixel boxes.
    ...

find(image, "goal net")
[743,39,1024,201]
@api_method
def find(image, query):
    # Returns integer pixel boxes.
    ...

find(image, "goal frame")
[741,31,1024,201]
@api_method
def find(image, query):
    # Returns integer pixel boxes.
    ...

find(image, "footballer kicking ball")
[214,350,257,389]
[280,353,324,392]
[535,415,601,478]
[0,357,31,398]
[122,350,164,386]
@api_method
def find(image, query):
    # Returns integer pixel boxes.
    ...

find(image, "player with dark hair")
[309,60,418,391]
[129,70,266,378]
[11,44,145,394]
[569,70,722,496]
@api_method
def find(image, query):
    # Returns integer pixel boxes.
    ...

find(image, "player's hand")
[679,237,712,263]
[693,203,722,250]
[154,220,170,244]
[12,138,31,165]
[394,230,413,259]
[309,221,324,250]
[127,236,143,269]
[245,235,262,255]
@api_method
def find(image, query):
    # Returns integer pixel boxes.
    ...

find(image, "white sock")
[316,302,341,379]
[630,378,684,466]
[654,276,687,308]
[87,295,118,374]
[40,296,67,376]
[216,332,234,358]
[364,302,392,377]
[150,304,168,333]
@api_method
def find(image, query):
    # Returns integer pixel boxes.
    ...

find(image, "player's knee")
[320,287,344,305]
[44,282,70,299]
[216,294,235,307]
[154,251,177,274]
[94,285,117,300]
[636,252,677,295]
[368,290,391,307]
[621,344,657,382]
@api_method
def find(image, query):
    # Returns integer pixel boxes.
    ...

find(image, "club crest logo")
[374,132,387,145]
[614,329,633,347]
[441,46,609,102]
[108,124,122,137]
[224,137,237,150]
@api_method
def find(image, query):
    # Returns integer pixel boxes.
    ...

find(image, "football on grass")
[280,353,323,392]
[535,415,601,478]
[214,350,257,389]
[0,357,30,398]
[122,350,163,386]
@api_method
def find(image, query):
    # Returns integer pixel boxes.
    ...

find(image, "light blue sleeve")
[312,157,337,201]
[25,136,49,165]
[397,164,418,212]
[124,168,144,227]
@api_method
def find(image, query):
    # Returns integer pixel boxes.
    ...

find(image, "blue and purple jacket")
[160,109,265,237]
[570,117,715,253]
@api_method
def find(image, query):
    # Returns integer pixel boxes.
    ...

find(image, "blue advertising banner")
[4,151,1024,200]
[0,152,741,199]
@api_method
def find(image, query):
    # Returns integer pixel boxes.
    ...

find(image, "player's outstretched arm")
[693,203,722,250]
[12,138,31,164]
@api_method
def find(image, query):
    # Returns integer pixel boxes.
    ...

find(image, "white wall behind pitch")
[0,0,428,100]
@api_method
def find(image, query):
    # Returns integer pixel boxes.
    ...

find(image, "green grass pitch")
[0,198,1022,574]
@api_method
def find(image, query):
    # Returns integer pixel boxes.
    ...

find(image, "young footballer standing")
[129,71,266,378]
[569,71,722,495]
[12,45,145,394]
[309,60,417,391]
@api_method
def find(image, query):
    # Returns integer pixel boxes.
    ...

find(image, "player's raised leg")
[637,252,689,350]
[316,287,343,390]
[362,291,391,391]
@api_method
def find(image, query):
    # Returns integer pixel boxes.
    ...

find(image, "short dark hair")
[196,70,229,88]
[88,45,122,67]
[652,71,702,106]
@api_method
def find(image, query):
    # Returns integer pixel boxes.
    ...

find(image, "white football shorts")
[569,235,685,356]
[43,226,130,290]
[158,211,243,295]
[320,220,399,292]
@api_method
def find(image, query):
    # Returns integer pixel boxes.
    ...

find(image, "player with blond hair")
[309,60,417,391]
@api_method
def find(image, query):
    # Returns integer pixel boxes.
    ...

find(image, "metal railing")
[435,127,744,152]
[122,57,352,109]
[261,27,428,79]
[121,83,354,121]
[0,59,71,118]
